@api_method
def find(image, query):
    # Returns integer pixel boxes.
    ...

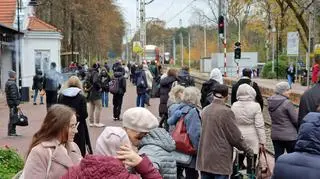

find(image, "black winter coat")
[298,83,320,126]
[5,79,20,108]
[113,71,127,95]
[87,70,102,101]
[58,87,92,157]
[231,77,264,110]
[200,79,219,108]
[32,75,44,90]
[159,76,176,115]
[135,70,148,94]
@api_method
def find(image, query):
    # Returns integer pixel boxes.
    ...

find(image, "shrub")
[0,147,24,179]
[266,71,277,79]
[262,60,288,79]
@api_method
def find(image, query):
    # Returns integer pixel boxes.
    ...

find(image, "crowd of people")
[4,58,320,179]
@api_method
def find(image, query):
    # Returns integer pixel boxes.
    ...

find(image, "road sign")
[287,32,299,56]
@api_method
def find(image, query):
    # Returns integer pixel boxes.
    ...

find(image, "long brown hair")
[26,104,75,157]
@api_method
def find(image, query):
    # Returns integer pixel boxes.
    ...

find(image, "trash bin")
[20,87,30,102]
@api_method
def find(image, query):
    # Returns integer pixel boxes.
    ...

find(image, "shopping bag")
[256,147,272,179]
[13,108,29,126]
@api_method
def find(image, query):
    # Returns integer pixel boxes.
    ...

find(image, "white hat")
[122,107,159,132]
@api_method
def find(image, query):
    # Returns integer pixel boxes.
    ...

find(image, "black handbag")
[13,108,29,126]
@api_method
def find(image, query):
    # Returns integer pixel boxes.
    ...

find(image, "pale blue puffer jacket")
[138,128,177,179]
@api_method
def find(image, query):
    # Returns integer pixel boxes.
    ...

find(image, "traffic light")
[234,42,241,59]
[218,16,224,34]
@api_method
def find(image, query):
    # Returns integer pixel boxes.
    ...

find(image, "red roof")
[27,17,59,32]
[0,0,16,26]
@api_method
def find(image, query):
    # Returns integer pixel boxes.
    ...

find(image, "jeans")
[88,99,102,124]
[287,75,293,88]
[201,171,229,179]
[273,140,296,161]
[46,90,58,109]
[101,91,109,107]
[136,93,146,107]
[33,89,43,104]
[113,94,124,119]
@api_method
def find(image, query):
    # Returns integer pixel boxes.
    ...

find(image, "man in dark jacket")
[298,79,320,125]
[112,70,126,121]
[112,60,125,75]
[177,66,195,87]
[5,70,20,136]
[43,62,62,109]
[231,68,263,110]
[100,68,111,108]
[135,65,148,107]
[272,112,320,179]
[32,70,44,105]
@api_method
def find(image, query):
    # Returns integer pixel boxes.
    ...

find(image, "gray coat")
[268,94,298,141]
[139,128,177,179]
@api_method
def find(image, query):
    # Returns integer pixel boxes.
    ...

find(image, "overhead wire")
[165,0,197,25]
[157,0,175,19]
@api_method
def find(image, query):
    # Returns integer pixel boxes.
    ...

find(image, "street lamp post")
[180,19,183,67]
[272,27,276,72]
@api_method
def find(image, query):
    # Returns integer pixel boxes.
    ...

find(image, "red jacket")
[312,64,319,84]
[61,155,162,179]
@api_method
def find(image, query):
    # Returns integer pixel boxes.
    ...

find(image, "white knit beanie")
[122,107,159,132]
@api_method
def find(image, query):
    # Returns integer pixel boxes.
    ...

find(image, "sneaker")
[95,123,105,128]
[8,133,21,137]
[33,103,37,105]
[113,118,118,121]
[89,123,95,127]
[40,102,44,105]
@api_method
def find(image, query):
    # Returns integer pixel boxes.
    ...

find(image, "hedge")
[0,147,24,179]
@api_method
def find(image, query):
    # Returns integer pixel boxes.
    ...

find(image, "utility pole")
[140,0,146,63]
[204,19,207,57]
[218,0,222,53]
[173,37,176,65]
[188,29,191,69]
[180,19,184,67]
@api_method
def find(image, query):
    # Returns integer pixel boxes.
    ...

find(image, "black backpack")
[178,76,192,87]
[136,72,147,88]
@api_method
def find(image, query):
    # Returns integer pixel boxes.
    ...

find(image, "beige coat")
[231,84,266,154]
[23,139,82,179]
[196,99,252,175]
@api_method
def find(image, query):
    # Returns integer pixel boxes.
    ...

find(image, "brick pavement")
[0,80,275,173]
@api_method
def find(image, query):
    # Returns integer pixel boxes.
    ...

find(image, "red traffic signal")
[218,16,224,34]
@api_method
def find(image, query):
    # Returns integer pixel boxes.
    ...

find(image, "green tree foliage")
[36,0,125,59]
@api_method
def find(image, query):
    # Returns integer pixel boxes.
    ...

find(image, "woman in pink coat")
[22,104,83,179]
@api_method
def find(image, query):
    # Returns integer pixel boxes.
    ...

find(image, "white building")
[0,0,62,90]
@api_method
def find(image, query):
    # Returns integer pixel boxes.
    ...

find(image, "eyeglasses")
[70,122,79,129]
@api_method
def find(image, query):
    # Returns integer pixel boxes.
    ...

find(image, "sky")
[117,0,211,32]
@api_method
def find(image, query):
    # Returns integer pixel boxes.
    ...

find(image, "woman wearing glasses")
[58,76,93,156]
[23,104,83,179]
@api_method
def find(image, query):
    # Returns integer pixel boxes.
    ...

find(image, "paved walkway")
[0,80,275,174]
